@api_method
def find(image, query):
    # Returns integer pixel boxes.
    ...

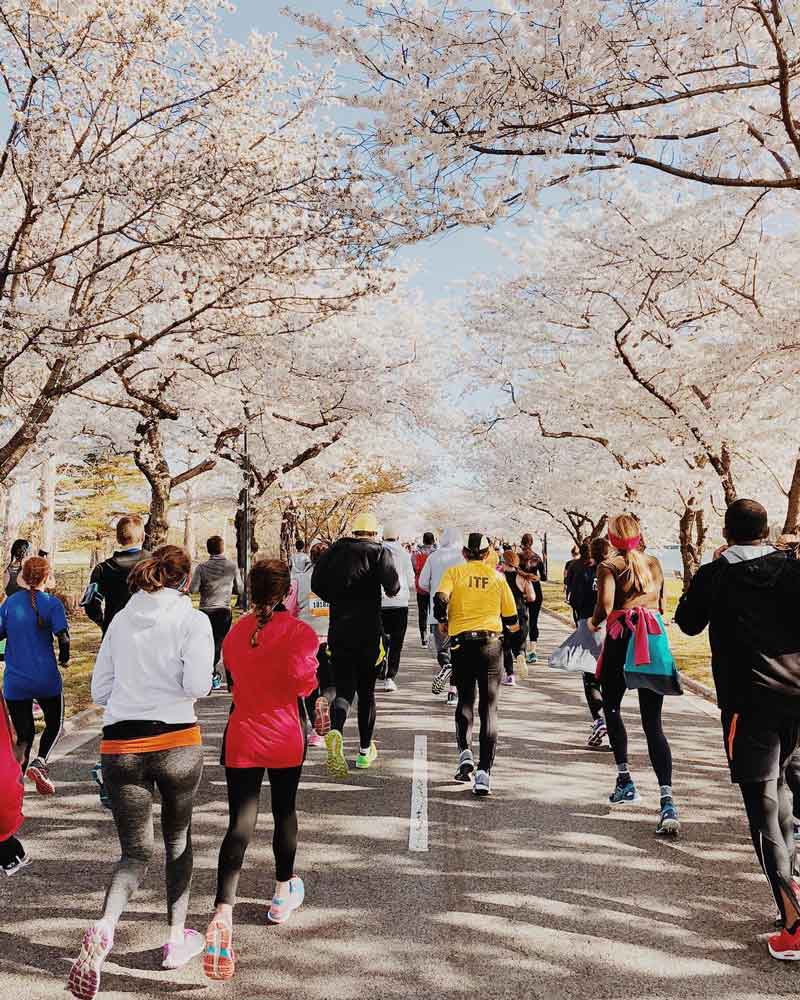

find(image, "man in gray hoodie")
[419,527,465,706]
[189,536,243,690]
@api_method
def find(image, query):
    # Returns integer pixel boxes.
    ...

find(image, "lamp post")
[242,427,251,610]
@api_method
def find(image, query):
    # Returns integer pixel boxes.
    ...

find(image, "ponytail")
[608,513,652,596]
[248,559,291,648]
[129,545,190,593]
[21,556,50,628]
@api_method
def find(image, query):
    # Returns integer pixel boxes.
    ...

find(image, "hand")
[713,543,729,561]
[586,620,600,633]
[437,622,448,637]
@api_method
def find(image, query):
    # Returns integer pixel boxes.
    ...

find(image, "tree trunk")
[0,359,67,484]
[133,416,172,550]
[784,448,800,534]
[235,483,259,570]
[280,503,299,565]
[678,491,707,592]
[39,455,58,557]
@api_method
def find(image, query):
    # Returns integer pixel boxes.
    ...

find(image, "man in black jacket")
[82,515,148,633]
[675,498,800,960]
[311,511,400,778]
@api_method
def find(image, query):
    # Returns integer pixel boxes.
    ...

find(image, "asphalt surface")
[2,611,798,999]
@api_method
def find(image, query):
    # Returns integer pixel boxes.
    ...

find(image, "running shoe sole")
[455,763,475,782]
[27,764,55,796]
[325,731,349,778]
[2,852,32,876]
[768,942,800,960]
[313,697,331,737]
[473,784,491,797]
[204,921,235,981]
[587,725,607,748]
[655,818,681,836]
[609,793,642,805]
[68,925,112,1000]
[432,667,452,695]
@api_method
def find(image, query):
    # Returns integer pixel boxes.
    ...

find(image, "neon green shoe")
[355,741,378,769]
[325,730,349,779]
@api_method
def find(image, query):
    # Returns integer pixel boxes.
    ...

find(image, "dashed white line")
[409,734,429,852]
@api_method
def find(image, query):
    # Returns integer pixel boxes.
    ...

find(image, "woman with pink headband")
[589,513,681,835]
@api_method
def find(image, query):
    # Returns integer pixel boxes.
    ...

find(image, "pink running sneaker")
[307,730,325,749]
[313,697,331,737]
[68,923,113,1000]
[27,759,55,796]
[162,929,204,970]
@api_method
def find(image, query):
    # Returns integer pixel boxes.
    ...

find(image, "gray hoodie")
[418,527,465,627]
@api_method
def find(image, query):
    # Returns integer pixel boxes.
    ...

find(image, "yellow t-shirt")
[437,561,517,636]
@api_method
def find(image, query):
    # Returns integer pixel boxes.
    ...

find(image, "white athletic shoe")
[473,770,491,797]
[383,678,397,692]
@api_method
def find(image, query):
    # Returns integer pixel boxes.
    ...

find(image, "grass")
[541,561,714,690]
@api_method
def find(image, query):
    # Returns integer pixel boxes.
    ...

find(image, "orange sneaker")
[204,918,235,981]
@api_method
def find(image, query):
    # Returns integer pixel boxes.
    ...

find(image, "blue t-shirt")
[0,591,68,700]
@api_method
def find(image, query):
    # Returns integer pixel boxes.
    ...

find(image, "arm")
[91,629,116,706]
[379,547,401,598]
[589,563,615,630]
[433,566,454,627]
[49,599,70,666]
[674,564,714,636]
[81,564,105,629]
[500,580,522,653]
[418,555,433,593]
[233,566,244,601]
[310,551,333,603]
[290,622,321,697]
[180,611,215,697]
[188,564,202,595]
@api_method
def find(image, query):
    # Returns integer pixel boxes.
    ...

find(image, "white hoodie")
[91,588,215,726]
[419,527,465,627]
[381,540,416,609]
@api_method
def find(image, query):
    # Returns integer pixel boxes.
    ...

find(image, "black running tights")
[601,635,672,786]
[454,638,503,773]
[215,765,303,906]
[6,695,64,772]
[740,779,800,930]
[582,672,604,722]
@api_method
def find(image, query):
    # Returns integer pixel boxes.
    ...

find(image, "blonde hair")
[608,513,652,596]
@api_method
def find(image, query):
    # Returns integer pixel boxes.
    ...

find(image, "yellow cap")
[352,512,379,534]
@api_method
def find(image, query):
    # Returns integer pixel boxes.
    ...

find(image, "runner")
[82,515,148,633]
[519,533,546,663]
[434,533,521,796]
[204,559,318,981]
[572,539,610,748]
[295,541,334,746]
[189,535,244,691]
[290,539,312,577]
[0,555,69,795]
[2,539,31,598]
[380,525,415,692]
[588,515,680,836]
[419,526,464,707]
[675,499,800,959]
[0,690,28,876]
[82,514,149,806]
[499,549,529,686]
[68,546,213,999]
[310,512,400,777]
[563,544,581,604]
[412,532,436,647]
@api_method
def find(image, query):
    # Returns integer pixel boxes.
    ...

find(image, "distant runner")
[412,532,436,647]
[190,535,244,691]
[419,527,464,707]
[380,525,415,692]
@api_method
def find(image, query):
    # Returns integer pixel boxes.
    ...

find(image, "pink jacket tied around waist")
[595,607,662,679]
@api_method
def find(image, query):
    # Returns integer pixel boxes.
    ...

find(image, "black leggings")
[583,672,604,721]
[527,590,542,643]
[601,632,672,786]
[740,779,800,929]
[6,695,64,772]
[329,642,379,748]
[453,637,503,773]
[215,765,303,905]
[416,593,430,640]
[381,606,409,681]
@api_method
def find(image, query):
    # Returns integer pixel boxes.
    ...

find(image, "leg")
[267,766,303,882]
[356,658,378,749]
[740,780,800,931]
[153,746,204,937]
[35,694,65,763]
[601,638,630,773]
[385,607,408,680]
[583,672,604,721]
[214,767,266,909]
[528,587,543,643]
[416,593,429,641]
[637,689,672,787]
[5,700,34,773]
[476,640,503,773]
[329,646,357,735]
[453,647,477,753]
[101,754,156,926]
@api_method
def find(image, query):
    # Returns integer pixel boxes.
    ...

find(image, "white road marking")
[409,734,429,852]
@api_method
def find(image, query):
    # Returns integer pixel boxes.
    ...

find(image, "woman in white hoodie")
[68,546,214,1000]
[419,528,465,705]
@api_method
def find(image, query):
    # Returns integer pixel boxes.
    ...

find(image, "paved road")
[1,612,796,999]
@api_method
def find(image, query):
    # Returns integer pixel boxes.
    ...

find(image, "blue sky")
[219,1,516,306]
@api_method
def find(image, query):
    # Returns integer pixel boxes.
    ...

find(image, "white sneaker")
[446,689,458,707]
[383,678,397,692]
[473,770,491,796]
[162,929,204,970]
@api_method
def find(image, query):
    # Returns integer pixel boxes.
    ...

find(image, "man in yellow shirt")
[434,533,522,796]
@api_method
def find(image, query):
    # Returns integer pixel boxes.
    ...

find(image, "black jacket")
[675,550,800,715]
[569,562,597,621]
[83,548,149,633]
[311,538,400,646]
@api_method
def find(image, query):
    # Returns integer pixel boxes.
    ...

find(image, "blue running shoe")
[92,763,112,810]
[655,799,680,836]
[609,778,641,805]
[211,674,222,692]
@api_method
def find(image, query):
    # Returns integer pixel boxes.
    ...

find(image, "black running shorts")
[721,710,800,784]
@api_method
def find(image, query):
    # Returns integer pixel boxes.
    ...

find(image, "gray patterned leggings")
[101,745,203,927]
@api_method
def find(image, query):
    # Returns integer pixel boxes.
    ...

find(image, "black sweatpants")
[380,607,409,681]
[215,765,303,905]
[600,631,672,786]
[741,778,800,930]
[202,608,233,677]
[416,593,430,640]
[583,672,604,721]
[6,695,64,772]
[329,639,380,749]
[452,637,503,773]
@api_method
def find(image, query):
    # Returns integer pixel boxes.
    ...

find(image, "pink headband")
[608,531,641,552]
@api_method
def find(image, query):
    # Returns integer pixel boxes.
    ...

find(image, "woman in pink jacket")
[204,559,318,981]
[0,691,27,875]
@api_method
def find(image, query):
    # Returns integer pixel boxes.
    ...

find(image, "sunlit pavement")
[1,612,795,999]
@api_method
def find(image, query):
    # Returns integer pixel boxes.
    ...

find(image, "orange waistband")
[100,724,201,756]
